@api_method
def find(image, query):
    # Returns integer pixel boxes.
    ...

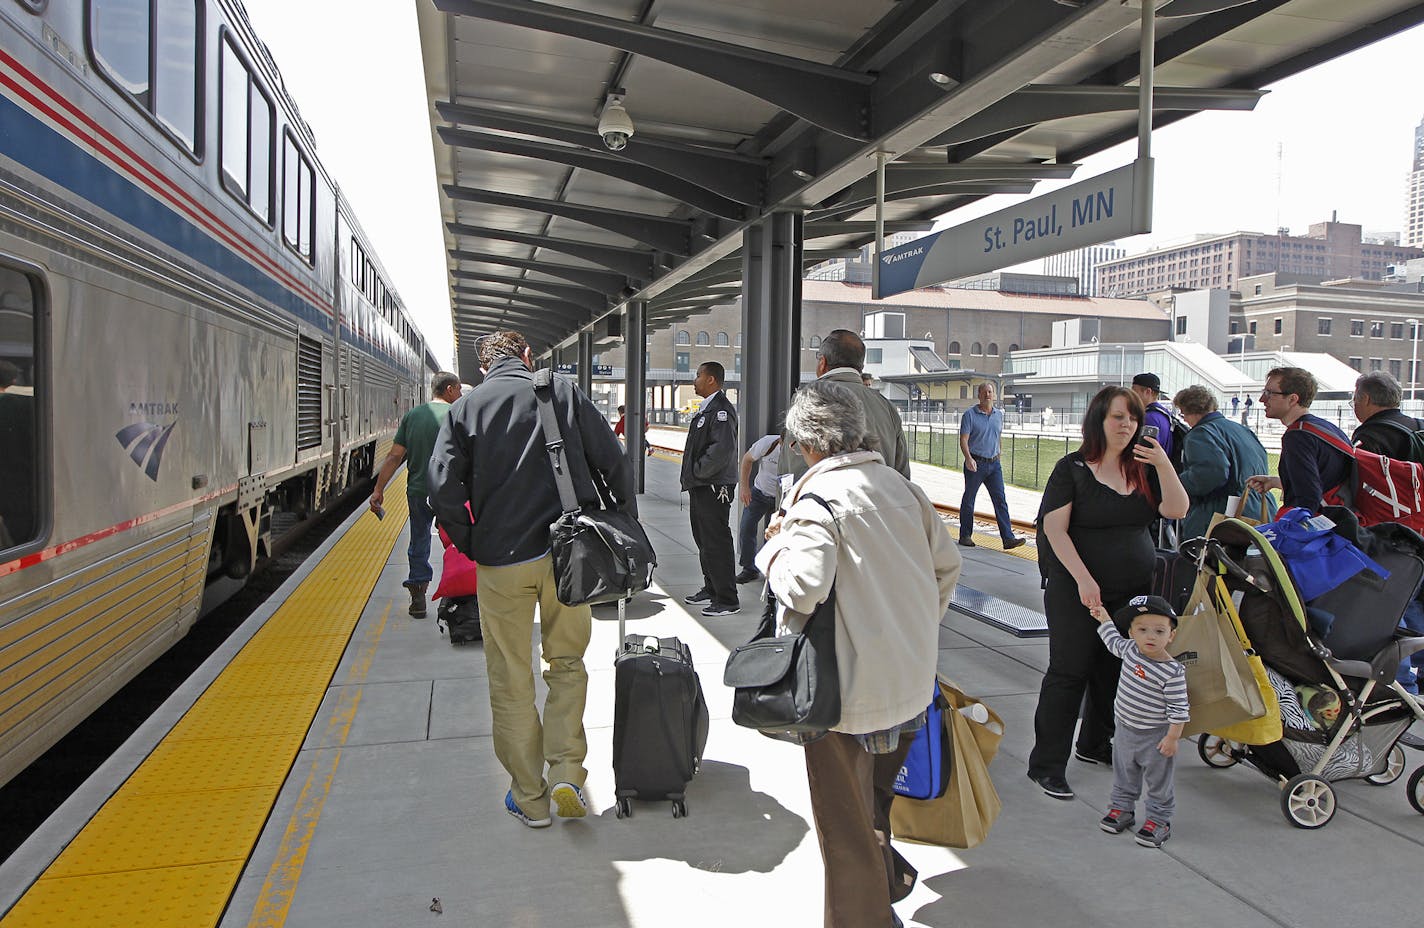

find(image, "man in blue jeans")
[735,433,781,583]
[958,382,1025,550]
[371,371,463,617]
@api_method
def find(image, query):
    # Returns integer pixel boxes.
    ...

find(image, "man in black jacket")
[428,331,633,828]
[1350,371,1424,704]
[681,361,740,616]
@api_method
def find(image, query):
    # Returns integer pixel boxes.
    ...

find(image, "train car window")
[282,132,314,263]
[88,0,200,154]
[0,264,44,554]
[219,33,273,223]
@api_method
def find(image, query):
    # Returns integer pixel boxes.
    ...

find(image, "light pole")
[1409,318,1420,402]
[1118,344,1126,386]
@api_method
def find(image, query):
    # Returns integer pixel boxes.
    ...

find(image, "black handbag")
[722,494,841,736]
[533,370,656,606]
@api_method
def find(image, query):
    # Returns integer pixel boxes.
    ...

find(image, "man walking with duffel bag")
[429,331,633,828]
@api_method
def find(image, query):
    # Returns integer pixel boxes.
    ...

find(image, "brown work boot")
[406,582,428,618]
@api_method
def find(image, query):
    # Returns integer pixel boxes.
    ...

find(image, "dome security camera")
[598,96,635,152]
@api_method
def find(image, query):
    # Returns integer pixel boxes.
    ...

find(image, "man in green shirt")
[371,371,462,617]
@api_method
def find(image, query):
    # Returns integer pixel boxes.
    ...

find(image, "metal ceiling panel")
[418,0,1424,370]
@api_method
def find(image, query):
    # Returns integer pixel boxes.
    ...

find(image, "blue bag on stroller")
[1256,508,1389,601]
[895,689,951,800]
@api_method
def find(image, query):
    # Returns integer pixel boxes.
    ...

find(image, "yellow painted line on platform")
[245,601,390,928]
[0,476,410,928]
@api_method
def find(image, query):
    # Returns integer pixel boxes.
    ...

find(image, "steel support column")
[577,331,593,396]
[740,211,803,451]
[624,301,648,495]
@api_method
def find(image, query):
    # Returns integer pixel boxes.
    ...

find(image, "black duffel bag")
[723,494,840,737]
[548,507,657,606]
[534,370,656,606]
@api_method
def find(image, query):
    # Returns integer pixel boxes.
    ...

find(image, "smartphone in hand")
[372,504,385,521]
[1138,425,1160,446]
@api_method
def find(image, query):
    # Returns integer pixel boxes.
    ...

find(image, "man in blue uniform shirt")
[958,382,1024,549]
[681,361,740,616]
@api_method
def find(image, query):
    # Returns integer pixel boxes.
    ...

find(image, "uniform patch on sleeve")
[716,410,729,421]
[695,416,706,428]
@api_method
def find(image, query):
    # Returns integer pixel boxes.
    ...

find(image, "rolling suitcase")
[611,597,709,819]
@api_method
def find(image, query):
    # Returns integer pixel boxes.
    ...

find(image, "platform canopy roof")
[417,0,1424,378]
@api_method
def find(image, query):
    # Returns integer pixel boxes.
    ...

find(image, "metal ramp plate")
[951,586,1048,638]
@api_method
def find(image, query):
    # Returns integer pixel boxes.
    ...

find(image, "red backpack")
[1288,419,1424,530]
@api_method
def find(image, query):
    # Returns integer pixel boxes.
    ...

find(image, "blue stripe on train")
[0,90,409,372]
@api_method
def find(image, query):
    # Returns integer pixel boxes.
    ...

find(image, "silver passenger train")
[0,0,437,785]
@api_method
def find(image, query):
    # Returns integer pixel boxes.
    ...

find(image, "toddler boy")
[1089,594,1189,848]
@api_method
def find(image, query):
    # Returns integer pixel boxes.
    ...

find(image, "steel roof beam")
[448,222,655,281]
[453,297,594,325]
[448,270,607,312]
[437,126,746,220]
[449,249,628,294]
[444,184,693,255]
[437,104,764,207]
[454,308,581,338]
[826,163,1077,206]
[434,0,876,139]
[451,285,597,316]
[804,220,937,238]
[813,182,1037,220]
[925,85,1264,148]
[455,316,570,345]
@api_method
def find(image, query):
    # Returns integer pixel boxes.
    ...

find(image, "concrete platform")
[5,455,1421,928]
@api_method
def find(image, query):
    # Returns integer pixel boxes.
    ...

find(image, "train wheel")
[1281,774,1336,829]
[1365,744,1406,786]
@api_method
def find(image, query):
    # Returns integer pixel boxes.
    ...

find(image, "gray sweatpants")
[1109,722,1176,823]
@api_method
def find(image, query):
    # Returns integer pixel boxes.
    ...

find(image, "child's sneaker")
[551,781,588,818]
[505,790,551,828]
[1134,819,1170,847]
[1099,808,1136,834]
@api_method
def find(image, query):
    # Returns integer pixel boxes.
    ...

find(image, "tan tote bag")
[1174,575,1268,737]
[890,679,1004,849]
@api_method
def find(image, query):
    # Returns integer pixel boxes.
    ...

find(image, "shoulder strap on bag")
[1290,419,1357,459]
[532,369,581,515]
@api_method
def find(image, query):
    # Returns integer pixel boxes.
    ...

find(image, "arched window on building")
[676,330,690,345]
[696,331,710,346]
[715,332,729,347]
[948,341,961,354]
[1008,343,1019,353]
[987,342,999,356]
[971,342,983,356]
[809,335,821,349]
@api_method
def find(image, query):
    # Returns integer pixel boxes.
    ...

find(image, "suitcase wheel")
[615,797,632,819]
[670,799,687,819]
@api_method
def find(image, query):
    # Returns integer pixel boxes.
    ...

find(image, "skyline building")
[1407,113,1424,247]
[1042,242,1126,296]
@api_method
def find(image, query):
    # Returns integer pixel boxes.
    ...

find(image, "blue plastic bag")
[894,690,951,800]
[1257,509,1389,602]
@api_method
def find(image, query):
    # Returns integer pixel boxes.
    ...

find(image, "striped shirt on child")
[1097,623,1190,731]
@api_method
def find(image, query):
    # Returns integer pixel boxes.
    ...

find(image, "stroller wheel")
[1198,735,1242,769]
[1365,744,1407,786]
[1281,774,1336,829]
[1408,767,1424,815]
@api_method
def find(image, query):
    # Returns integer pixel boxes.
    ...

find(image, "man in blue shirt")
[958,382,1025,549]
[1131,373,1174,462]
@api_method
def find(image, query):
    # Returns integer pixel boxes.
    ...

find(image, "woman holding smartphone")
[1026,386,1189,800]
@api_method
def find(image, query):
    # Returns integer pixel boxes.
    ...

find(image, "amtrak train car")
[0,0,438,785]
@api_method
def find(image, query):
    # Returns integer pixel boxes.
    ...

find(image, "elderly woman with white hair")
[755,380,960,928]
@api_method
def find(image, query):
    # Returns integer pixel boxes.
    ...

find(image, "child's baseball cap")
[1112,595,1179,634]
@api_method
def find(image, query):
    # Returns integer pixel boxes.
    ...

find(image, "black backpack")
[1150,402,1189,471]
[1377,417,1424,465]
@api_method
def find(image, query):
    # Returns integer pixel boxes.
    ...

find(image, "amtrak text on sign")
[874,159,1153,299]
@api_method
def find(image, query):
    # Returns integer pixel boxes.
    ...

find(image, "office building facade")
[1043,242,1126,296]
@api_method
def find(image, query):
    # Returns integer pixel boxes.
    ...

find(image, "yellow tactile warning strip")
[0,475,409,928]
[953,516,1039,562]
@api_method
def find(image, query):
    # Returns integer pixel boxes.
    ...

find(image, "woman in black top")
[1027,386,1189,800]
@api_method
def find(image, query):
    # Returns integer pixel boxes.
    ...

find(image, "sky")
[237,2,1424,367]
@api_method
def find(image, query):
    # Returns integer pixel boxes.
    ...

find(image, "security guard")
[680,361,740,615]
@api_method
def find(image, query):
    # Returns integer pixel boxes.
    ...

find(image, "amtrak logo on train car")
[115,420,178,481]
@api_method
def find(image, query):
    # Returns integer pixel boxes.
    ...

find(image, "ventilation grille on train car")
[296,335,324,450]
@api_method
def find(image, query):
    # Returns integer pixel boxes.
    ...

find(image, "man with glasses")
[1244,367,1351,512]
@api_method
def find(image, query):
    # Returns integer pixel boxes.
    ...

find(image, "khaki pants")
[477,554,591,819]
[803,731,914,928]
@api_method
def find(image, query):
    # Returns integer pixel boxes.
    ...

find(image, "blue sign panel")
[874,159,1153,299]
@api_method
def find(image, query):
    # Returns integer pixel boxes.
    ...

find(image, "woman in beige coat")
[756,380,960,928]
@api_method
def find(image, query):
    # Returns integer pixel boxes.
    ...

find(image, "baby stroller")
[1183,512,1424,828]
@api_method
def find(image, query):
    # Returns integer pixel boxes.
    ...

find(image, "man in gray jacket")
[780,329,912,483]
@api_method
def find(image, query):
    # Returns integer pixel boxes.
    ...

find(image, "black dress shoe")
[734,569,760,584]
[1029,773,1075,800]
[957,537,977,547]
[1003,536,1027,550]
[1075,746,1112,766]
[683,589,712,604]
